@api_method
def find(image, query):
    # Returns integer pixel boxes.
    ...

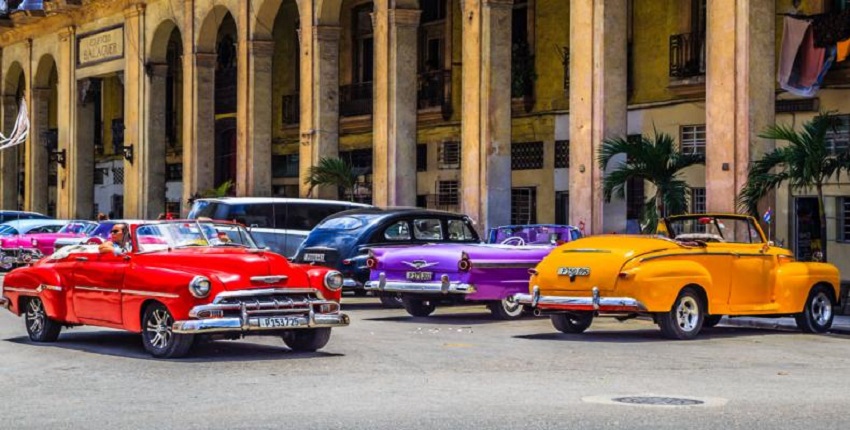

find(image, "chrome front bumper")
[364,272,476,295]
[513,286,646,312]
[0,248,42,266]
[343,278,362,289]
[172,310,350,334]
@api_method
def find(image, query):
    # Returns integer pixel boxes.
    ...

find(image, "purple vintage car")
[364,224,581,319]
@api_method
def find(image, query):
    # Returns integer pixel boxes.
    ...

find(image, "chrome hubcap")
[26,299,45,334]
[675,296,699,332]
[811,292,833,326]
[501,297,522,316]
[146,309,173,349]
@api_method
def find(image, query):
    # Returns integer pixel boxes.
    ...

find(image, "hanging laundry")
[797,26,826,87]
[778,16,811,86]
[811,9,850,48]
[837,39,850,62]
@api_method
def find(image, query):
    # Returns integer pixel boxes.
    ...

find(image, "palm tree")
[599,131,705,233]
[737,113,842,261]
[305,157,358,201]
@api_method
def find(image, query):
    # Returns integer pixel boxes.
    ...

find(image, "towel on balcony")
[797,26,826,87]
[778,17,811,86]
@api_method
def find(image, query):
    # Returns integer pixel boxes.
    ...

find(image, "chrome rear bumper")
[513,286,646,313]
[172,311,350,334]
[364,272,476,295]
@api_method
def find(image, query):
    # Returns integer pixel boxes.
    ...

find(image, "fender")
[618,259,714,313]
[774,262,841,314]
[3,266,68,319]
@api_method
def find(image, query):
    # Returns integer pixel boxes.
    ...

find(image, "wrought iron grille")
[281,94,299,125]
[511,187,537,224]
[438,141,460,169]
[669,32,705,78]
[554,140,569,168]
[511,141,544,170]
[340,82,373,117]
[436,180,459,206]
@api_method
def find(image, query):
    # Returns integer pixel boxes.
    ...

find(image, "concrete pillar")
[461,0,513,232]
[145,63,169,219]
[236,38,274,197]
[26,88,50,214]
[182,52,217,207]
[298,22,340,199]
[569,0,628,234]
[71,80,95,219]
[123,3,145,218]
[372,3,421,207]
[0,95,18,210]
[706,0,775,213]
[56,26,75,218]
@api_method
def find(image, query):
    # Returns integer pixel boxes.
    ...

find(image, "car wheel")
[487,297,524,320]
[282,328,332,352]
[550,312,593,334]
[24,297,62,342]
[703,315,723,328]
[141,303,194,358]
[378,292,404,309]
[795,285,834,334]
[657,287,704,340]
[402,297,436,317]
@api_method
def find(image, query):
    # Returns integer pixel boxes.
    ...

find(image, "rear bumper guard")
[513,286,647,313]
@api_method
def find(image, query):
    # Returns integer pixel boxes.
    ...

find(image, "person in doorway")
[97,212,109,221]
[99,223,132,255]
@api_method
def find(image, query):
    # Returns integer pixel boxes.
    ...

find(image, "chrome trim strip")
[39,284,62,292]
[76,286,120,293]
[364,273,476,295]
[514,292,646,312]
[122,289,180,299]
[640,251,773,262]
[212,288,318,304]
[342,278,362,288]
[472,262,539,269]
[562,249,612,253]
[250,275,289,284]
[172,312,350,334]
[3,287,38,293]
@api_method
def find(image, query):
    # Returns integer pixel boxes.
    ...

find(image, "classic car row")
[0,210,842,359]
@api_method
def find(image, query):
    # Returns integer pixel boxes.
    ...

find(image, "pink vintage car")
[0,220,95,269]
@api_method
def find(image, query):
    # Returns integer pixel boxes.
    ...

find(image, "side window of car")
[285,203,348,231]
[227,204,273,228]
[384,221,411,241]
[413,218,443,240]
[447,219,475,241]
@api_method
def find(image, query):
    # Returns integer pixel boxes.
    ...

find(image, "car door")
[70,252,128,324]
[726,242,777,311]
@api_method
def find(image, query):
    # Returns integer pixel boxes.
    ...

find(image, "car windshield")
[488,225,577,245]
[666,216,763,244]
[316,216,367,231]
[0,225,18,236]
[134,221,258,252]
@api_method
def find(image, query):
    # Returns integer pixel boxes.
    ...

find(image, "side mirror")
[812,251,824,262]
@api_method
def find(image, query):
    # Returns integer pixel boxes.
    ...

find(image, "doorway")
[793,197,822,261]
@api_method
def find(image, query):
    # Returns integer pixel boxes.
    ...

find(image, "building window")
[839,197,850,241]
[272,154,299,178]
[166,163,183,181]
[113,167,124,185]
[437,180,459,206]
[680,124,706,156]
[512,141,544,170]
[417,144,428,172]
[93,168,105,185]
[353,4,374,84]
[826,114,850,156]
[511,187,537,224]
[691,187,706,214]
[555,191,569,225]
[554,140,569,168]
[439,141,460,169]
[511,0,534,99]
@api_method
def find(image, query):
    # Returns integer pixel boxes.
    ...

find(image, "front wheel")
[141,303,194,358]
[25,297,62,342]
[657,287,704,340]
[282,328,332,352]
[487,297,524,320]
[550,312,593,334]
[402,297,436,317]
[795,285,834,333]
[378,292,404,309]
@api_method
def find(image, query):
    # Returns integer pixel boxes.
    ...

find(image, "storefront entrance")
[793,197,823,261]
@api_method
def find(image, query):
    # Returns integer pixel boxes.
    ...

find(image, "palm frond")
[305,157,358,199]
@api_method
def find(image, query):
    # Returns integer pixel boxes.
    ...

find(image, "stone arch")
[149,19,179,63]
[253,0,297,40]
[197,4,237,53]
[33,54,56,88]
[4,61,25,96]
[316,0,343,25]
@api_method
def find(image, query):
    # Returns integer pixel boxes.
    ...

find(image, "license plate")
[303,253,326,263]
[406,271,433,281]
[258,317,303,328]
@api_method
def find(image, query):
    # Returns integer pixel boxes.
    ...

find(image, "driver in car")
[99,223,132,255]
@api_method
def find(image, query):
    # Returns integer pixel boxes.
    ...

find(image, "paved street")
[2,290,850,429]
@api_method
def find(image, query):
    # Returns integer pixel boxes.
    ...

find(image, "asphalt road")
[1,292,850,429]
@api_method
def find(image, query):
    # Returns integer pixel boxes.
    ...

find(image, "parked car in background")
[0,220,349,358]
[0,220,96,266]
[0,219,70,269]
[187,197,372,257]
[0,210,49,224]
[365,224,581,319]
[292,208,480,307]
[515,214,841,339]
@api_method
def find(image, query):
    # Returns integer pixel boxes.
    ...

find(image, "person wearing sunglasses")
[99,223,132,255]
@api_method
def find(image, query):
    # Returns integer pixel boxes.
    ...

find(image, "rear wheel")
[795,285,834,333]
[657,287,704,340]
[487,297,524,320]
[550,312,593,334]
[378,292,404,308]
[402,297,436,317]
[282,328,332,352]
[25,297,61,342]
[141,303,194,358]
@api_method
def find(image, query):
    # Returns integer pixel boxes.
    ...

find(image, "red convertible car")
[0,220,349,358]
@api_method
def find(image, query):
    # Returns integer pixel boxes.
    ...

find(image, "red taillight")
[366,258,377,269]
[31,238,38,246]
[342,259,352,265]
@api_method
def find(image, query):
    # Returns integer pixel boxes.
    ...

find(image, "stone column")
[569,0,628,234]
[71,80,95,219]
[182,52,217,207]
[706,0,775,213]
[0,95,18,210]
[372,4,421,207]
[461,0,513,232]
[144,63,169,219]
[56,26,75,218]
[236,39,274,197]
[298,23,340,199]
[26,88,50,214]
[123,3,145,218]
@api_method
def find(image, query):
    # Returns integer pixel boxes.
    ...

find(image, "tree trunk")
[816,183,828,262]
[655,188,664,220]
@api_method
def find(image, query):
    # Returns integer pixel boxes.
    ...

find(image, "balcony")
[417,70,452,121]
[339,82,373,117]
[281,94,299,126]
[668,32,706,95]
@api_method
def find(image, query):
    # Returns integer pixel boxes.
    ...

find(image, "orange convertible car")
[514,214,841,339]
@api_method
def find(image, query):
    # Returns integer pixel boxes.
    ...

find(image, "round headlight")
[189,276,212,298]
[324,271,344,291]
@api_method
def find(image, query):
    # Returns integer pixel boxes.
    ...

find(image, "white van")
[187,197,371,257]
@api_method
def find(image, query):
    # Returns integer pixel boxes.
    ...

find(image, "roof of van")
[191,197,373,207]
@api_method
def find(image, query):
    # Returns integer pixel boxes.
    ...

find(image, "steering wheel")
[501,236,526,246]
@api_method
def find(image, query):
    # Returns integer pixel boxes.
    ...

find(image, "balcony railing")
[282,94,299,125]
[669,32,705,78]
[339,82,373,117]
[417,70,451,113]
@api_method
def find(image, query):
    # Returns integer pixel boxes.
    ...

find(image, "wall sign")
[77,26,124,68]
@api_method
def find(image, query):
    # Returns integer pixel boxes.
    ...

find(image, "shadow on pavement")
[4,331,344,362]
[364,311,535,326]
[514,326,800,343]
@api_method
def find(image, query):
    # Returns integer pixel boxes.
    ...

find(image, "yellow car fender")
[618,259,714,313]
[774,262,840,314]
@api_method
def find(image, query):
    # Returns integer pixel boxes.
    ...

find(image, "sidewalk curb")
[721,316,850,335]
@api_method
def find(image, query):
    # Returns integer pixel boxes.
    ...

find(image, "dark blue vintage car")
[291,208,480,307]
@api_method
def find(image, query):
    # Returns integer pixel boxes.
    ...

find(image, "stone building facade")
[1,0,850,278]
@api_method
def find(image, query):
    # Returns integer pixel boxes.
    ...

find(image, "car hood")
[534,235,679,294]
[132,248,311,290]
[372,243,554,273]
